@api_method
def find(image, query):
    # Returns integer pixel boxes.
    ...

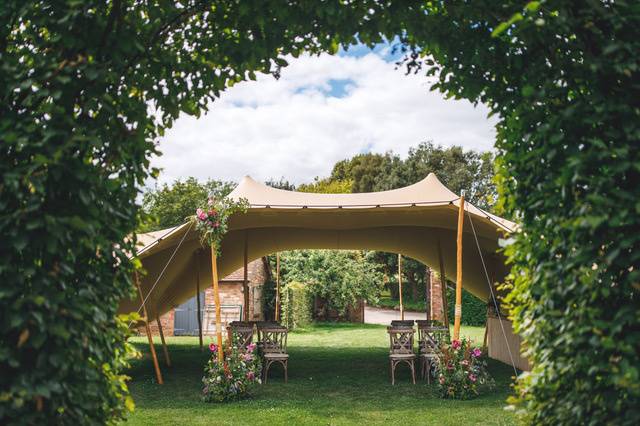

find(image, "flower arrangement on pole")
[202,342,262,403]
[436,338,495,400]
[190,195,249,256]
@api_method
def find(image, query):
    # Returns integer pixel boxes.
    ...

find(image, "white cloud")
[152,52,497,186]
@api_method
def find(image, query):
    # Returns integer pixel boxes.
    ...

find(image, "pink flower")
[213,221,220,228]
[472,348,482,358]
[209,343,217,352]
[452,340,461,350]
[247,343,256,353]
[208,209,217,217]
[243,353,253,362]
[447,363,454,371]
[196,208,207,221]
[469,373,477,382]
[461,359,469,366]
[246,371,255,380]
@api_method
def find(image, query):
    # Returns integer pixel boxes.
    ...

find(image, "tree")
[297,177,353,194]
[278,250,383,316]
[401,142,496,210]
[141,178,235,232]
[265,177,296,191]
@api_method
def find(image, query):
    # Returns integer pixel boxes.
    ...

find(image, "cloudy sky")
[151,45,497,186]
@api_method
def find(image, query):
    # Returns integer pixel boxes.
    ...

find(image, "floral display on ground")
[436,338,494,400]
[191,195,249,255]
[202,343,262,403]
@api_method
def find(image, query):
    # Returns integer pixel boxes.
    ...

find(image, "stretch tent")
[120,173,514,322]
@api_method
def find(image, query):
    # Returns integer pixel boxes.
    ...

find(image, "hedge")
[281,282,313,330]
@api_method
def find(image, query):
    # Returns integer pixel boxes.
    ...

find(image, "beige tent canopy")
[120,173,514,322]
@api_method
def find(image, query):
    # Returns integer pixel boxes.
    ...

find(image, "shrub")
[436,338,494,400]
[202,343,261,403]
[446,287,487,327]
[281,281,313,330]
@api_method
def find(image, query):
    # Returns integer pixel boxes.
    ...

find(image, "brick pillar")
[430,271,445,321]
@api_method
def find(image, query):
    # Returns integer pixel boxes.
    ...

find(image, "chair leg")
[410,360,416,385]
[283,360,288,384]
[390,359,395,385]
[263,360,270,384]
[426,359,431,384]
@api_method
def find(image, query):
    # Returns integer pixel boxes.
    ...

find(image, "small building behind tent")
[139,257,269,336]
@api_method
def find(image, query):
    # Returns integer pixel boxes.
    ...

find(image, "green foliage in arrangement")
[436,339,494,400]
[4,0,638,424]
[281,282,313,330]
[190,195,248,255]
[201,343,261,403]
[278,251,383,317]
[141,178,235,232]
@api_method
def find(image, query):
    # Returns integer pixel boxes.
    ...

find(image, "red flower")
[209,343,217,352]
[452,340,461,350]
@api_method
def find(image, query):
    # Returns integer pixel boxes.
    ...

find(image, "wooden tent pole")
[398,253,404,321]
[275,252,281,322]
[156,316,171,367]
[211,245,223,363]
[453,193,465,341]
[195,251,203,351]
[437,239,450,328]
[243,232,249,321]
[425,266,431,321]
[134,272,163,385]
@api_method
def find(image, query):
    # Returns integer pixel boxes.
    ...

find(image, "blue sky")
[151,43,496,186]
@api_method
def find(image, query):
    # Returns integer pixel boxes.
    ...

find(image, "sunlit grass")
[125,323,515,425]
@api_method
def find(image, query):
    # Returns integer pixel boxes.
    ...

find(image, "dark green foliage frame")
[1,1,638,424]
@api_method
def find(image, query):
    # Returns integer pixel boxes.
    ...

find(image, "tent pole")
[398,253,404,321]
[156,315,171,367]
[453,192,465,341]
[425,266,431,321]
[275,252,280,322]
[437,239,450,329]
[211,245,224,363]
[195,251,203,351]
[135,272,163,385]
[243,232,249,321]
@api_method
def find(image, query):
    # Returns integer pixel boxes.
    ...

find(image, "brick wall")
[138,309,174,337]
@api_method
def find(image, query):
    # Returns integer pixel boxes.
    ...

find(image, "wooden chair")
[417,324,450,382]
[226,323,254,349]
[260,326,289,383]
[387,326,416,385]
[256,322,280,352]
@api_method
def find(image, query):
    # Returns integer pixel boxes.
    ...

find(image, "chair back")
[387,326,415,355]
[390,320,415,328]
[417,325,450,354]
[259,326,288,354]
[227,323,254,348]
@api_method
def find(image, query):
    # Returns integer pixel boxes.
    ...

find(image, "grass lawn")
[125,323,516,425]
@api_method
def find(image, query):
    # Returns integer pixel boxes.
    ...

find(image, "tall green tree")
[278,250,383,316]
[141,178,235,232]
